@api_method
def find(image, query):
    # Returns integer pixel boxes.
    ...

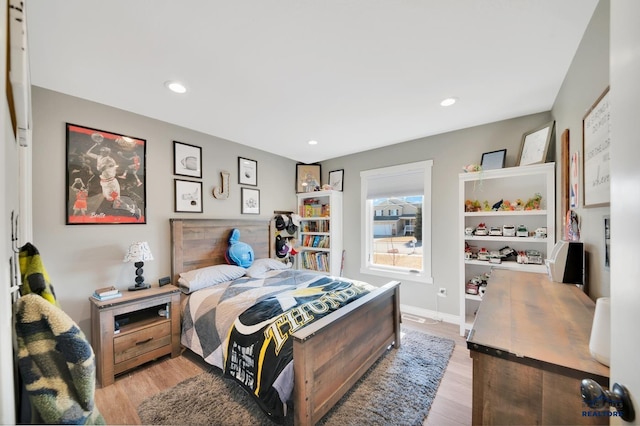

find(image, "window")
[360,160,433,283]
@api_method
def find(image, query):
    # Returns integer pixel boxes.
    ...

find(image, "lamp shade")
[123,241,154,263]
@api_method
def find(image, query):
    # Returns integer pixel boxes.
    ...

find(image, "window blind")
[361,162,428,199]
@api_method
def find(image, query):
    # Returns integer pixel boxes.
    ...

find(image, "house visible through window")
[360,160,433,284]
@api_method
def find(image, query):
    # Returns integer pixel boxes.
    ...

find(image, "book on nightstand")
[94,286,119,297]
[91,291,122,301]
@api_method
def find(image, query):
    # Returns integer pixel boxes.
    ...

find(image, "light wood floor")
[94,317,472,425]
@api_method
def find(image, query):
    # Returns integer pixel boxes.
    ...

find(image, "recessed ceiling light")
[308,140,318,145]
[440,97,457,107]
[165,81,187,94]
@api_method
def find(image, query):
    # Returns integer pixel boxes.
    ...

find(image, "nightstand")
[89,285,181,387]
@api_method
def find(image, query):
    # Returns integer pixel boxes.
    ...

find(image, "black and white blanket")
[181,269,373,419]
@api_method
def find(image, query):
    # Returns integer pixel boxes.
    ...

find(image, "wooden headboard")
[170,218,271,283]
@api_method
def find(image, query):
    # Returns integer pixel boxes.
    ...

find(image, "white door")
[610,2,640,423]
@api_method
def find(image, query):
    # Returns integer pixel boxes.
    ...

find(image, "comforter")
[181,269,373,419]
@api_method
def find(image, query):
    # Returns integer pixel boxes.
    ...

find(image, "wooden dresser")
[467,269,610,425]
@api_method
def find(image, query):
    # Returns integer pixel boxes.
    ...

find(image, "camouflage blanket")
[181,269,373,419]
[15,294,104,424]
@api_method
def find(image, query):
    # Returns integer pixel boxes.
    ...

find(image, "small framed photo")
[296,163,321,193]
[329,169,344,191]
[174,141,202,178]
[481,149,507,170]
[174,179,203,213]
[238,157,258,186]
[517,121,555,166]
[241,187,260,214]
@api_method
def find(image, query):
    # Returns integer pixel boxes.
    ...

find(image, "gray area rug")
[137,328,455,426]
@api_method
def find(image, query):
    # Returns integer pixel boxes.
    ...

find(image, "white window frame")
[360,160,433,284]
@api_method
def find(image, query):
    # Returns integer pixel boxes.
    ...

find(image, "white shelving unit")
[297,190,343,276]
[459,163,555,336]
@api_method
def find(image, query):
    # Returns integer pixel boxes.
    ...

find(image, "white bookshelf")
[297,190,343,276]
[459,163,555,336]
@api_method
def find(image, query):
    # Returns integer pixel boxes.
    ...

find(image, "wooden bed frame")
[170,218,401,426]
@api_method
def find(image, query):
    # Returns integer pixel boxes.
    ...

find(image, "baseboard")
[400,304,459,325]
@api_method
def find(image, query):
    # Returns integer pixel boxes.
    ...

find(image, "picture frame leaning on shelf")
[517,121,555,166]
[480,149,507,170]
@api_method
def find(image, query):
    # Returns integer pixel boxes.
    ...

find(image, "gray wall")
[31,87,298,340]
[321,112,552,317]
[551,0,610,298]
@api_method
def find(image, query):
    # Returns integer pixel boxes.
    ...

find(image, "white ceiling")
[25,0,598,163]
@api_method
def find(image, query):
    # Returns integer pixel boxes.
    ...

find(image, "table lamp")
[123,241,154,291]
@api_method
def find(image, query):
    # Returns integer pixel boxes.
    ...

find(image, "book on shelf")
[92,291,123,301]
[94,285,119,297]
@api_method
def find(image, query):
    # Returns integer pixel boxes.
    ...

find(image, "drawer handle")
[135,337,153,346]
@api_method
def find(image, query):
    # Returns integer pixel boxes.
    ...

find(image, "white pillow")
[178,264,246,293]
[245,258,291,278]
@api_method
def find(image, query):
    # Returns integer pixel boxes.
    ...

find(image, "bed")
[170,218,401,425]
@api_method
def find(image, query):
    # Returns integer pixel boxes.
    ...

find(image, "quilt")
[180,269,373,419]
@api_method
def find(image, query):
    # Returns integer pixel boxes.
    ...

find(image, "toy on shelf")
[477,247,490,261]
[525,193,543,210]
[516,225,528,237]
[535,227,547,238]
[475,223,488,236]
[465,199,482,212]
[503,225,516,236]
[489,226,502,236]
[516,249,544,265]
[462,164,482,173]
[465,272,491,296]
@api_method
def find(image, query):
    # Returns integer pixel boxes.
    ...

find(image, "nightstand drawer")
[114,321,171,364]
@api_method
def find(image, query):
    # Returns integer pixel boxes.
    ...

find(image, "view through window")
[370,196,423,271]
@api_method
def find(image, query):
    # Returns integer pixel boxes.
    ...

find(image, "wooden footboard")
[292,280,401,426]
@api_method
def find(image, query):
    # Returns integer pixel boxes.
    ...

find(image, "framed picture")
[241,187,260,214]
[560,129,570,217]
[174,179,203,213]
[329,169,344,191]
[238,157,258,186]
[570,151,580,208]
[65,123,146,224]
[517,121,555,166]
[480,149,506,170]
[296,163,321,193]
[174,141,202,178]
[583,87,610,207]
[604,215,610,270]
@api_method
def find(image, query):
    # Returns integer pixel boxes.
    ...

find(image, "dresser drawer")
[114,321,171,364]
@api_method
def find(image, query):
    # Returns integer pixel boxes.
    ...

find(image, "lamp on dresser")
[123,241,153,291]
